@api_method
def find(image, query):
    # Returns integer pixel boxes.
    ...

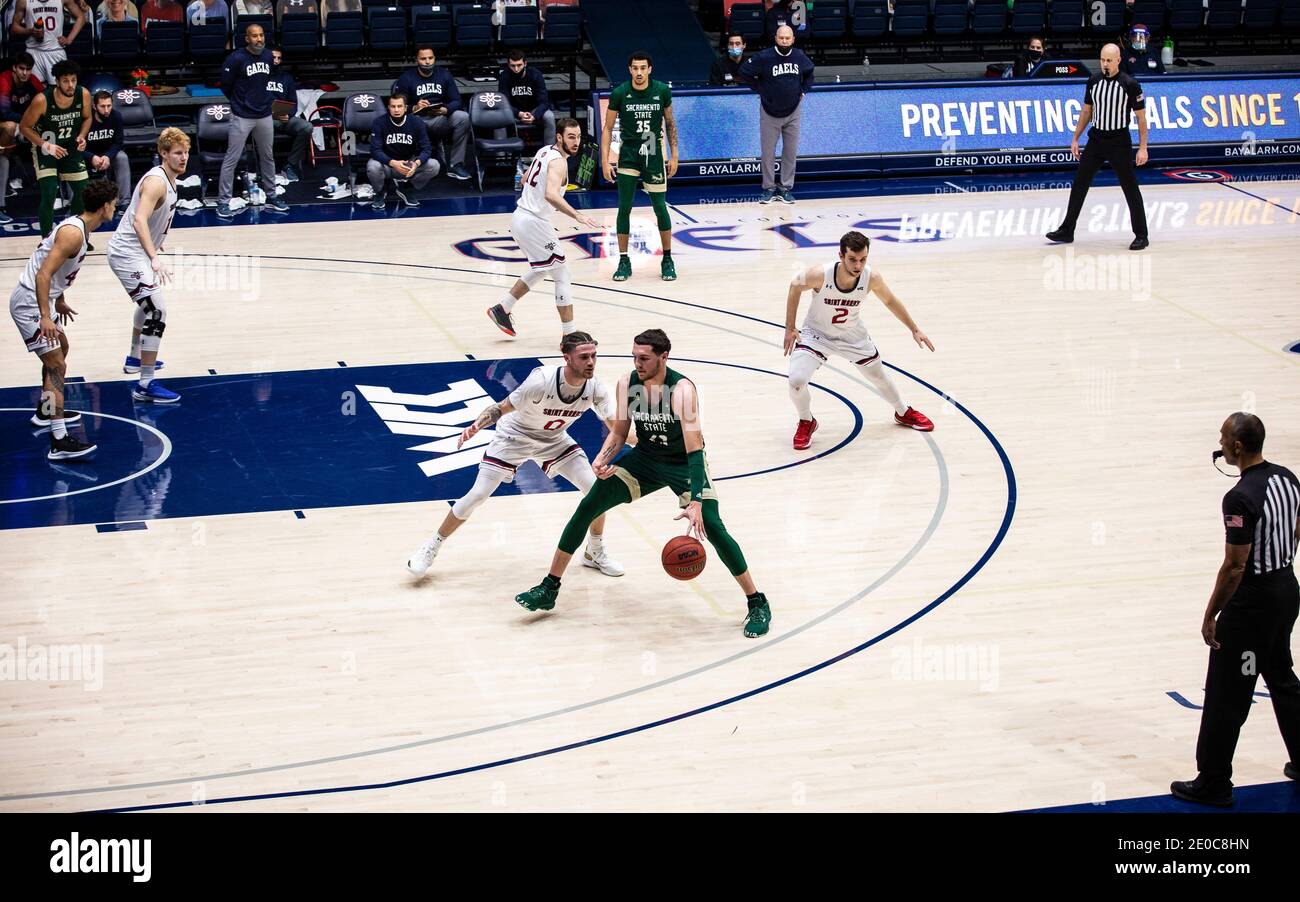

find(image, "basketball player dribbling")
[487,118,601,339]
[407,331,626,578]
[785,231,935,450]
[106,127,187,404]
[515,328,773,639]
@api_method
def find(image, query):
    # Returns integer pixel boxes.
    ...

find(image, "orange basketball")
[662,535,707,580]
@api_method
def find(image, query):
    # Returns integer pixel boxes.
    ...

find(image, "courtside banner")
[590,73,1300,179]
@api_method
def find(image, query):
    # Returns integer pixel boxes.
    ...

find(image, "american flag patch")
[1225,515,1244,528]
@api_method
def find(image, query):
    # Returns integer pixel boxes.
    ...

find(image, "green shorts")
[610,447,717,508]
[32,143,87,182]
[617,147,668,193]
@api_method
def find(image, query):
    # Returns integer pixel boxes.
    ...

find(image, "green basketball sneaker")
[660,255,677,281]
[743,594,771,638]
[516,577,559,612]
[612,255,632,281]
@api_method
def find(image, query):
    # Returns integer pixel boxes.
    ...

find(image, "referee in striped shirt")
[1046,45,1150,250]
[1172,413,1300,806]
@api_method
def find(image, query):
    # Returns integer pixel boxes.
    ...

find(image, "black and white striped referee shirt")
[1084,71,1146,133]
[1224,462,1300,581]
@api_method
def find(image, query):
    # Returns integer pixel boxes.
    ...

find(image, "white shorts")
[9,284,64,355]
[106,248,162,304]
[479,430,586,484]
[511,209,565,271]
[793,326,880,367]
[28,47,66,86]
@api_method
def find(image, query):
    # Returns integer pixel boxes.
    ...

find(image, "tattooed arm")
[458,399,515,448]
[664,105,679,179]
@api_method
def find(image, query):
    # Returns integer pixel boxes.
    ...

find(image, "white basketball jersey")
[516,145,564,220]
[109,166,178,257]
[803,262,874,342]
[496,365,613,442]
[18,216,87,298]
[25,0,63,51]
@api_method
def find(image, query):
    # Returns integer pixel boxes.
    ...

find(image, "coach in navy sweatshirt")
[739,24,814,204]
[217,22,286,216]
[390,46,471,181]
[497,49,555,147]
[367,92,440,210]
[84,90,130,207]
[268,47,311,184]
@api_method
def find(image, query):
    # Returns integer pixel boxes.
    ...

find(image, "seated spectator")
[139,0,183,31]
[1122,23,1165,76]
[498,48,555,148]
[319,0,359,24]
[368,92,440,210]
[0,51,43,224]
[267,45,310,182]
[391,46,472,181]
[710,33,748,86]
[96,0,139,37]
[1012,35,1046,77]
[84,89,131,208]
[492,0,536,25]
[233,0,274,16]
[186,0,230,25]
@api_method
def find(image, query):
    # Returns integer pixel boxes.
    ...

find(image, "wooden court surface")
[1,175,1297,811]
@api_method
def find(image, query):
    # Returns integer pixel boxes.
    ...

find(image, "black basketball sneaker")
[48,434,97,461]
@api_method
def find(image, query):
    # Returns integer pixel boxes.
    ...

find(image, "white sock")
[561,319,578,335]
[588,533,604,553]
[51,417,67,439]
[500,293,518,313]
[859,358,907,416]
[788,380,812,420]
[139,365,155,388]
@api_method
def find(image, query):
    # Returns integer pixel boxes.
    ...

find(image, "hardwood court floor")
[1,174,1297,811]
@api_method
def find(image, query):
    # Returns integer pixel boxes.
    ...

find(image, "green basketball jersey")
[609,78,671,164]
[628,366,694,460]
[37,85,83,148]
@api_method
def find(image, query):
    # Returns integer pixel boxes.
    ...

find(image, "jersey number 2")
[831,308,849,324]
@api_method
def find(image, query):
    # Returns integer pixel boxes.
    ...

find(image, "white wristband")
[41,141,56,155]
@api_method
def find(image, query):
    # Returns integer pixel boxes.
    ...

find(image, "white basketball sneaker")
[582,546,625,577]
[407,538,441,576]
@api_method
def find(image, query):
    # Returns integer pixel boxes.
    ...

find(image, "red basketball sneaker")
[894,407,934,432]
[793,417,818,450]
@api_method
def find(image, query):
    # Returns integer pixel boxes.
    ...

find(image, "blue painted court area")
[0,357,577,530]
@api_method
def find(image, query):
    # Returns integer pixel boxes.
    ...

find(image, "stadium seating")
[891,0,929,38]
[367,5,408,51]
[410,4,453,49]
[187,13,231,63]
[541,2,581,48]
[112,87,162,151]
[1169,0,1205,33]
[728,2,765,42]
[1048,0,1084,35]
[143,19,185,65]
[279,12,321,55]
[1130,0,1170,32]
[971,0,1008,35]
[1242,0,1280,30]
[932,0,970,37]
[1010,0,1047,34]
[1086,0,1125,35]
[453,3,494,48]
[99,20,142,62]
[851,0,888,39]
[1204,0,1242,30]
[809,1,848,42]
[469,90,522,190]
[500,3,540,47]
[324,9,364,52]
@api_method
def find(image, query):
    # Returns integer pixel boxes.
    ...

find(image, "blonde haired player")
[407,331,626,578]
[785,230,935,450]
[107,126,188,403]
[487,118,601,339]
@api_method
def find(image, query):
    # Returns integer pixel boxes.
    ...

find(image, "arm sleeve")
[593,379,616,420]
[687,449,706,501]
[220,54,237,96]
[369,117,389,164]
[738,53,760,89]
[1083,79,1093,105]
[1127,78,1146,111]
[443,72,463,115]
[416,118,431,163]
[531,71,549,118]
[106,112,124,158]
[1223,491,1256,546]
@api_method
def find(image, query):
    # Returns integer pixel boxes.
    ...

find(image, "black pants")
[1195,568,1300,786]
[1059,129,1148,239]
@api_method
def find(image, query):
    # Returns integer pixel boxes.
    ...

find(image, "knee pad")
[551,264,573,307]
[521,268,547,289]
[649,193,671,232]
[451,469,505,519]
[136,296,168,347]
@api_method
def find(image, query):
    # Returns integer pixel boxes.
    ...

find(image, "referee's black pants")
[1195,567,1300,787]
[1058,129,1148,239]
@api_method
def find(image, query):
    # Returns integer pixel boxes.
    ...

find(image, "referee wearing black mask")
[1172,413,1300,806]
[1046,44,1150,250]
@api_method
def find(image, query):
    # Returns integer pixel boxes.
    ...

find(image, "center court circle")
[0,409,173,504]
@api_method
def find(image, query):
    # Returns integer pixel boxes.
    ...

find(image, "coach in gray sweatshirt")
[740,24,814,204]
